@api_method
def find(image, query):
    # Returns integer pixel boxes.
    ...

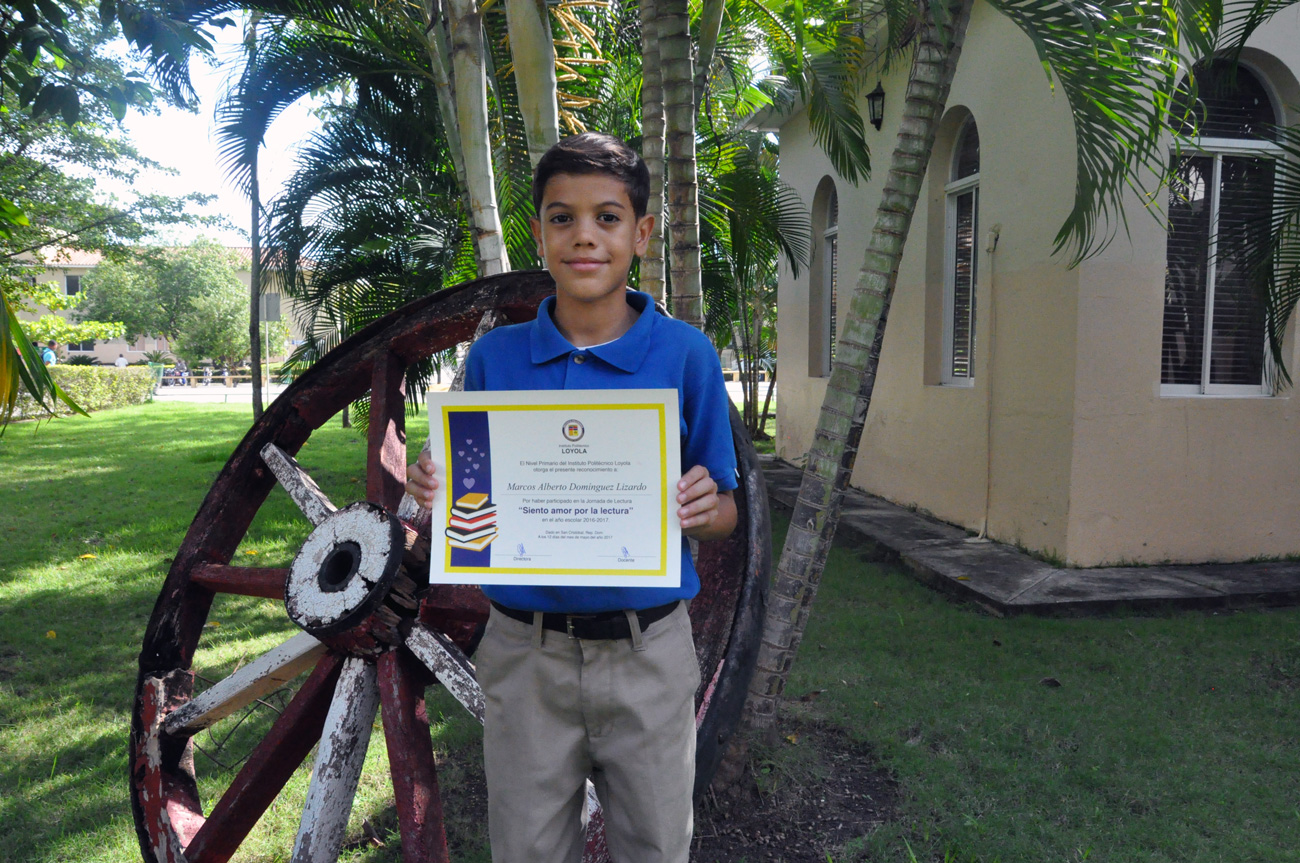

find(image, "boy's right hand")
[405,451,439,510]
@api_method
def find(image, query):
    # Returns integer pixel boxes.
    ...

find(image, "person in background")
[115,353,128,368]
[41,341,58,365]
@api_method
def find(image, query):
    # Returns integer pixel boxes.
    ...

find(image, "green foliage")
[9,281,126,345]
[171,278,251,368]
[13,365,153,418]
[699,133,807,435]
[0,0,228,125]
[1,291,85,427]
[215,14,471,413]
[0,0,229,432]
[78,239,246,343]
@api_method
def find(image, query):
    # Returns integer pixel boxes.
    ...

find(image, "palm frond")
[989,0,1184,263]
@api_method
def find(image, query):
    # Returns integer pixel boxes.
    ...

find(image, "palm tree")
[699,133,810,436]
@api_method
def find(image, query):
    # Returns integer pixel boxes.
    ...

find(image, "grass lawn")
[2,402,1298,863]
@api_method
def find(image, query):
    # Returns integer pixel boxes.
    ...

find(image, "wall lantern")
[867,81,885,130]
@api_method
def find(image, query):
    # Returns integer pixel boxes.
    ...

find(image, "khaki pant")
[477,602,700,863]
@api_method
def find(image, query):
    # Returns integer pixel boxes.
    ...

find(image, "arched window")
[1161,60,1279,394]
[943,118,979,385]
[809,178,839,377]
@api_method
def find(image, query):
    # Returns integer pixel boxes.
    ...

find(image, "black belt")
[490,600,679,640]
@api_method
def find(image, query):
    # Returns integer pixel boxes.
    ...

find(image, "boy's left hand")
[677,464,737,541]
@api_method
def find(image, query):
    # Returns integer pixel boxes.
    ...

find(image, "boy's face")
[531,173,654,305]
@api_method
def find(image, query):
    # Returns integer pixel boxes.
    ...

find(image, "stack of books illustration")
[446,492,498,551]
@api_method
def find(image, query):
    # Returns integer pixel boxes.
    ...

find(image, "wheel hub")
[285,502,416,655]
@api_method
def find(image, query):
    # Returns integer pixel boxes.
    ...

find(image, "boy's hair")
[532,133,650,219]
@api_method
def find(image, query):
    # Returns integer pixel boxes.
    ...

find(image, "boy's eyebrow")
[544,199,628,212]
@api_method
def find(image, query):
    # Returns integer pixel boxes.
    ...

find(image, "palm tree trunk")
[749,302,763,434]
[744,0,975,732]
[421,0,471,205]
[693,0,725,108]
[444,0,512,276]
[759,363,776,436]
[639,0,666,304]
[249,153,264,421]
[659,0,702,329]
[505,0,559,169]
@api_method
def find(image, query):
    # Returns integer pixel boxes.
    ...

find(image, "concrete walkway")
[151,381,294,404]
[760,456,1300,615]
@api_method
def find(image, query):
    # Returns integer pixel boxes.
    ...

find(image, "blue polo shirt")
[464,289,739,613]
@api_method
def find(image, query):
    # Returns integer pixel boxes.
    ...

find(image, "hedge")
[16,366,155,419]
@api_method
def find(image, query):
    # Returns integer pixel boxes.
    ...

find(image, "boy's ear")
[634,213,655,257]
[530,217,544,257]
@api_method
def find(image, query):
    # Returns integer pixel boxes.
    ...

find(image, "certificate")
[427,389,682,587]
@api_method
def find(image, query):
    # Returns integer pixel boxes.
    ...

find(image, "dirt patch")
[437,720,897,862]
[693,721,898,863]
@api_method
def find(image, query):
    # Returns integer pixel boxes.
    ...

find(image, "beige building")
[18,247,305,365]
[774,5,1300,566]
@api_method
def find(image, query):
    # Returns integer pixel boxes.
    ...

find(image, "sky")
[107,22,325,247]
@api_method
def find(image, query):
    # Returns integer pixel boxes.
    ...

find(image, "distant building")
[16,246,306,365]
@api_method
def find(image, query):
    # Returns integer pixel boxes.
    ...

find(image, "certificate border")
[440,402,670,578]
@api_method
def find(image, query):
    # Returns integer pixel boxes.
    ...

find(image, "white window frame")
[942,170,979,387]
[1161,136,1281,398]
[68,339,95,353]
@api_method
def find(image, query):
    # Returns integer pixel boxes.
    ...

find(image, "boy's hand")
[405,451,440,510]
[677,464,737,541]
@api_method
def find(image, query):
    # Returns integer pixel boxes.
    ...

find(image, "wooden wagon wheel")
[129,270,770,863]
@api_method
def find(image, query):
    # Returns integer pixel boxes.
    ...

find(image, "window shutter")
[950,189,978,378]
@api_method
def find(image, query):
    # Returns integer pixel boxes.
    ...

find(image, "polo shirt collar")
[529,290,656,373]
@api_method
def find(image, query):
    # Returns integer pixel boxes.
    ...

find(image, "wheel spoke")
[262,443,338,526]
[164,631,326,737]
[377,648,450,863]
[290,656,381,863]
[366,351,408,512]
[404,623,484,723]
[184,654,345,863]
[190,564,288,599]
[582,780,609,863]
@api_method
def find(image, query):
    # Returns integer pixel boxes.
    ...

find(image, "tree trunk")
[426,0,506,276]
[639,0,666,304]
[444,0,511,276]
[758,362,777,437]
[659,0,702,330]
[250,151,264,420]
[743,0,975,732]
[693,0,725,109]
[749,302,763,435]
[421,0,472,208]
[506,0,559,170]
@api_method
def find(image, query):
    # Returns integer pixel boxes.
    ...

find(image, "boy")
[405,132,738,863]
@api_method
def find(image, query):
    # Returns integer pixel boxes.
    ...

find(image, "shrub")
[16,366,155,419]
